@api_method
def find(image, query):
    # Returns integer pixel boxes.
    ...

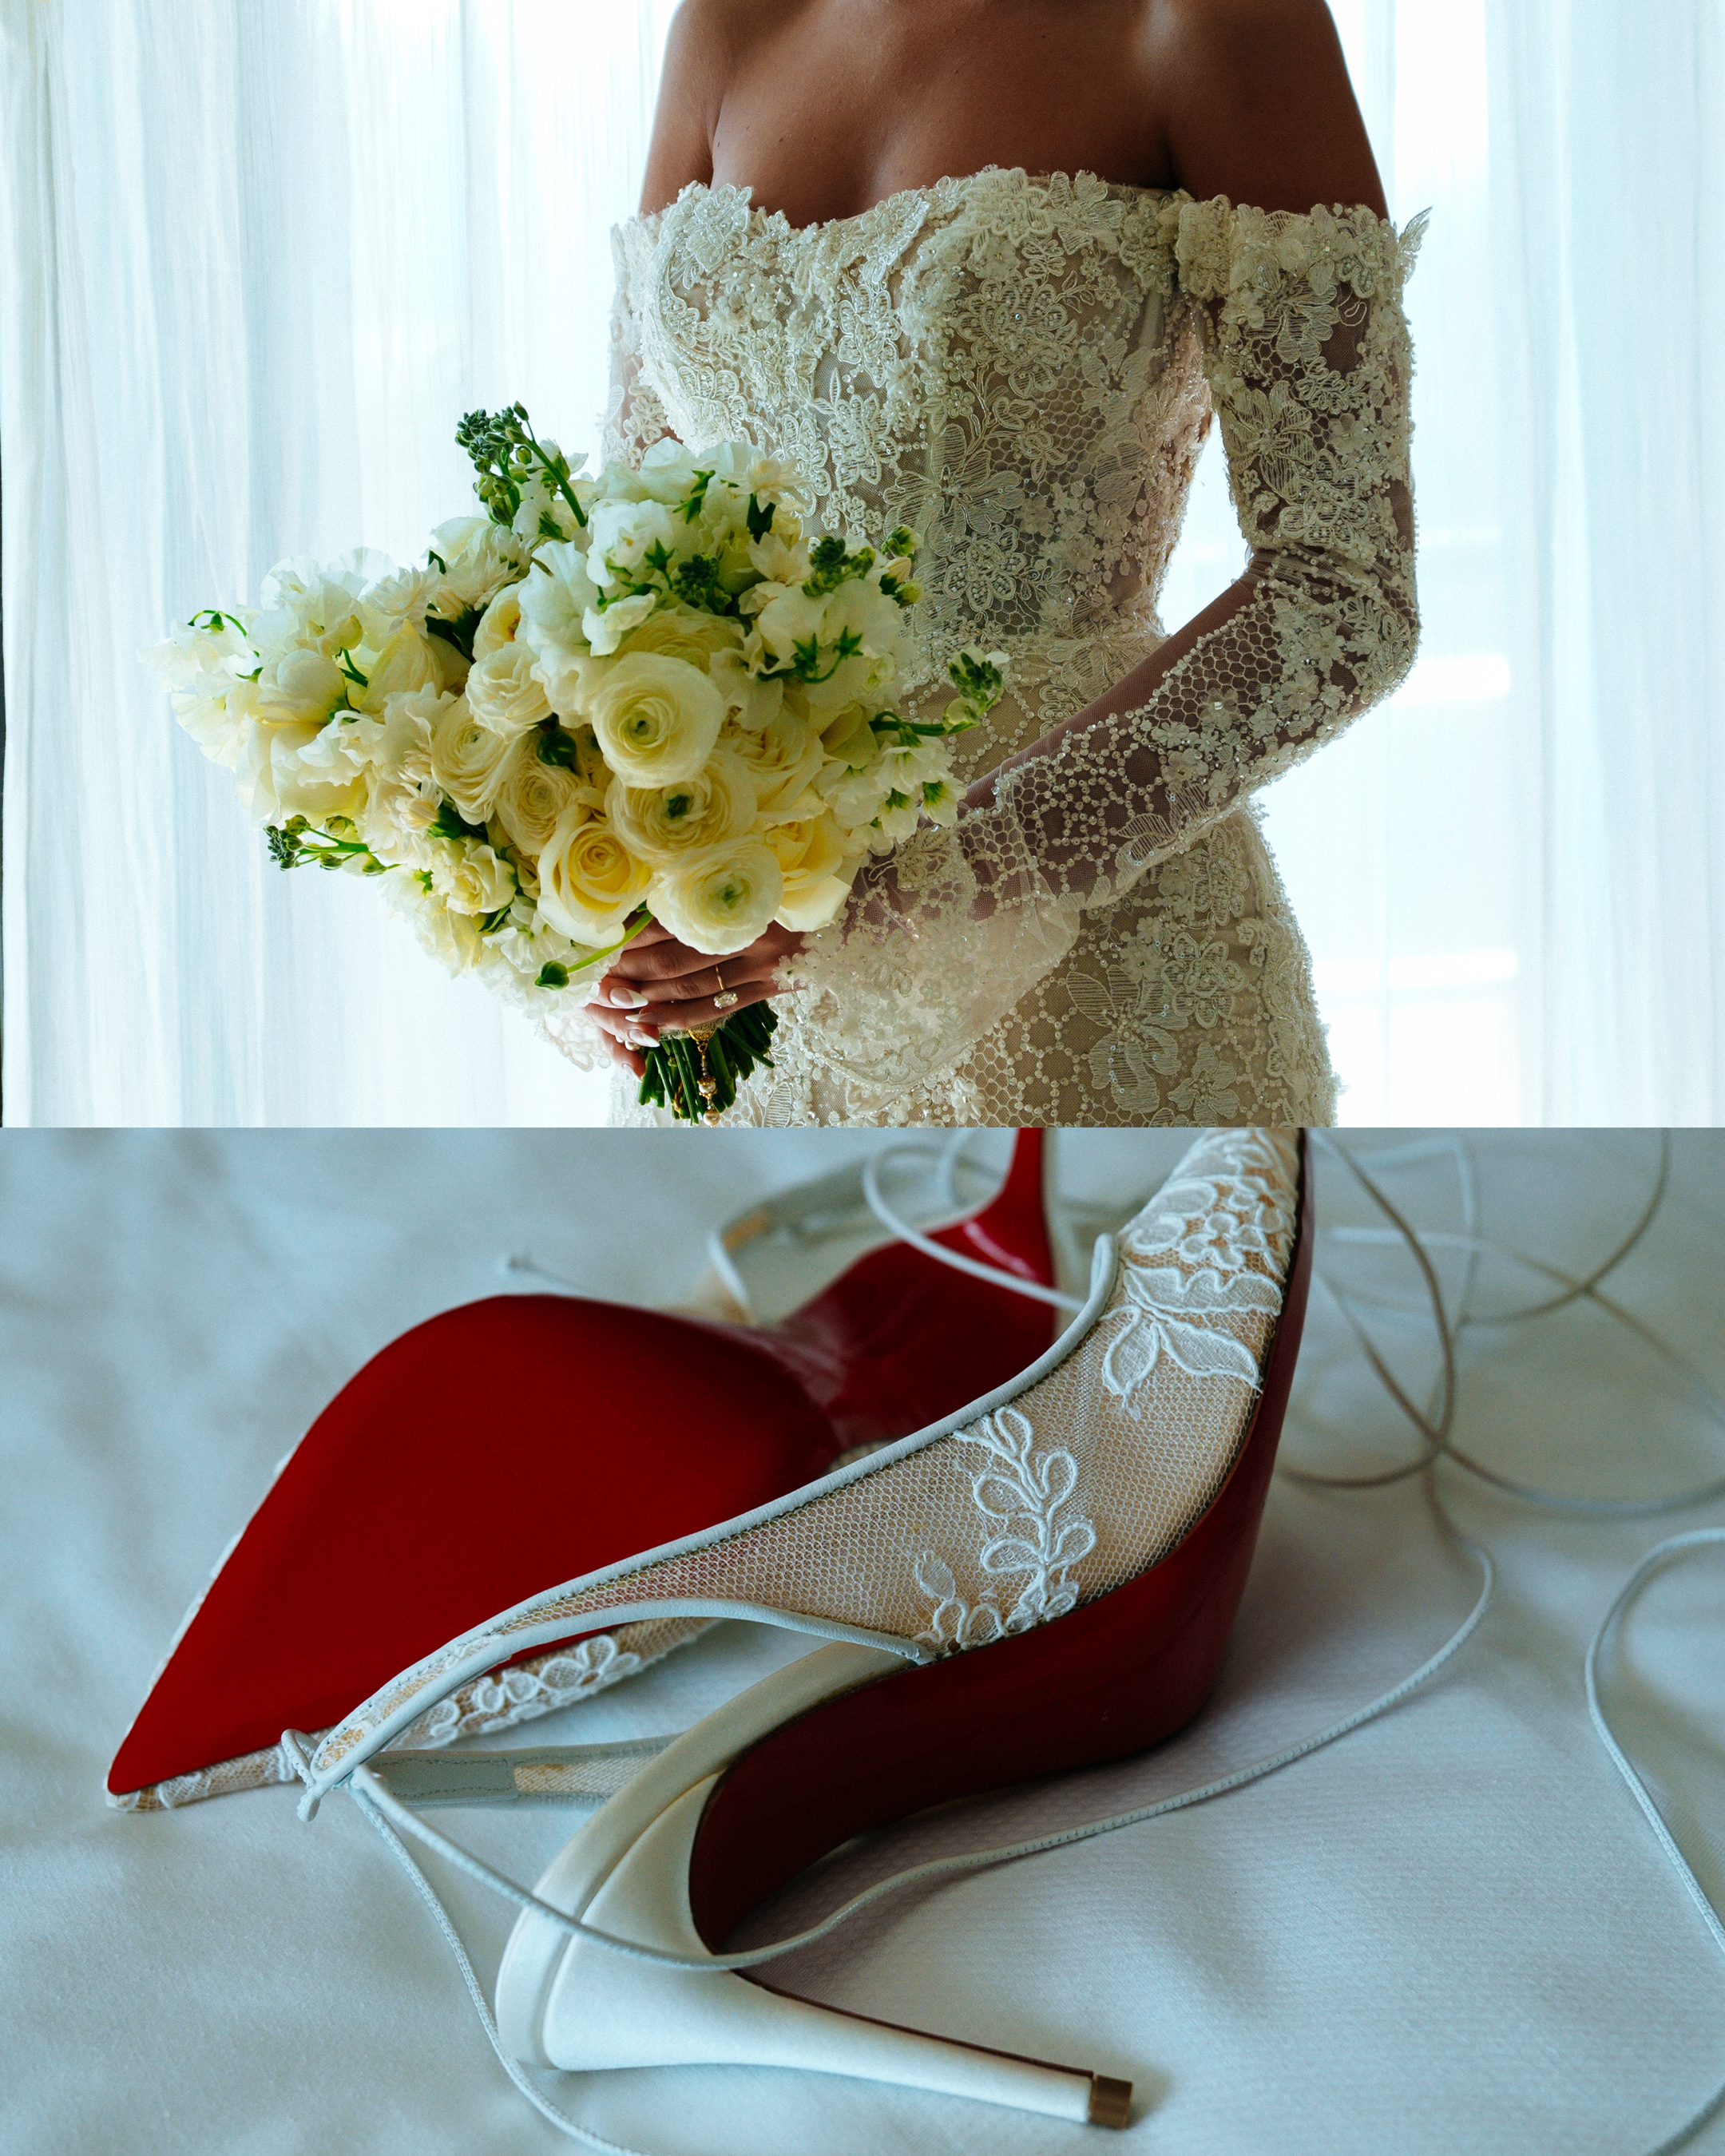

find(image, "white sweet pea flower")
[632,434,700,504]
[239,716,366,828]
[649,840,784,956]
[581,589,658,657]
[143,614,257,766]
[253,646,348,729]
[748,581,827,664]
[472,584,525,660]
[588,652,725,787]
[346,624,460,715]
[606,747,756,868]
[516,542,603,710]
[706,645,783,731]
[251,553,383,660]
[588,496,684,587]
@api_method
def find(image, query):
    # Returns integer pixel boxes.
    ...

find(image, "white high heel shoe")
[299,1126,1311,2128]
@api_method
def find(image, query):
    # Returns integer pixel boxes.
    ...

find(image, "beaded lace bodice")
[583,169,1423,1126]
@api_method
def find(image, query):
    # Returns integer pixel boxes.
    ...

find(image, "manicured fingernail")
[608,986,649,1009]
[626,1026,657,1047]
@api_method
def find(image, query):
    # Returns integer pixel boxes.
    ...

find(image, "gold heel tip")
[1087,2075,1133,2129]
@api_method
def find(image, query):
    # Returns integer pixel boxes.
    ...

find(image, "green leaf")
[746,493,775,541]
[430,799,489,843]
[536,961,570,989]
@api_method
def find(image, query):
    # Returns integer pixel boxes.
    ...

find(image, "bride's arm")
[783,2,1421,1088]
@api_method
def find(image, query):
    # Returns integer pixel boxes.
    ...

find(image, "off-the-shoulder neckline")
[621,167,1183,242]
[617,168,1402,245]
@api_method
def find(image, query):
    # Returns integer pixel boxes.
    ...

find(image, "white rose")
[492,750,589,857]
[535,810,653,944]
[428,696,525,824]
[472,584,524,660]
[649,841,785,956]
[606,748,755,868]
[431,838,518,917]
[588,652,724,787]
[720,711,824,822]
[465,643,553,735]
[764,814,853,932]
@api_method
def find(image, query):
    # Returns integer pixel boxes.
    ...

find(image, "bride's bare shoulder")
[1144,0,1388,218]
[638,1,802,216]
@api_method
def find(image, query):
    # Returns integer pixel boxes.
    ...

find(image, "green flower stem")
[636,1005,779,1123]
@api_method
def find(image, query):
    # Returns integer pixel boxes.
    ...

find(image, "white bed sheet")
[2,1128,1721,2156]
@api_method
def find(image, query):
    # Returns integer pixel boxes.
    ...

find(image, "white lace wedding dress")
[591,168,1424,1127]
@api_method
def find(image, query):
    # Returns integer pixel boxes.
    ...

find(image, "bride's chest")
[619,176,1190,412]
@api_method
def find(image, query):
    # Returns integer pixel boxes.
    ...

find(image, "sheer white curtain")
[2,0,1720,1125]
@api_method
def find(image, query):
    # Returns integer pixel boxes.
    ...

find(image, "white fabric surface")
[2,1127,1722,2154]
[5,2,1723,1126]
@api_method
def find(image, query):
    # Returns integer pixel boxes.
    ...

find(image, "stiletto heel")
[300,1128,1308,2126]
[108,1133,1057,1809]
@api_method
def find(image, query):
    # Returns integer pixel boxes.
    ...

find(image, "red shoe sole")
[688,1134,1313,1950]
[109,1135,1056,1798]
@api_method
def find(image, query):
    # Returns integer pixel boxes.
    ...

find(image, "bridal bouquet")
[148,406,1005,1120]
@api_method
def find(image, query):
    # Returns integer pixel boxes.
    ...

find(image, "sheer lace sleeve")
[602,220,676,468]
[783,197,1426,1101]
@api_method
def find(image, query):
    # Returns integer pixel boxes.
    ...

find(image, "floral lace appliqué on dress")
[572,168,1423,1126]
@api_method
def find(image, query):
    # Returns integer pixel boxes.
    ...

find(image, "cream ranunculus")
[536,809,653,944]
[589,652,725,787]
[764,814,853,932]
[649,842,785,956]
[491,749,588,857]
[515,540,601,707]
[614,603,744,669]
[720,710,824,822]
[606,748,755,868]
[464,642,553,735]
[429,696,526,825]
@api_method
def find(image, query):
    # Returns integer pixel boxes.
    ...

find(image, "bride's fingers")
[597,959,773,1010]
[603,976,779,1037]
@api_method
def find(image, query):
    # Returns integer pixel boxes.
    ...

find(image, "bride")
[577,0,1422,1127]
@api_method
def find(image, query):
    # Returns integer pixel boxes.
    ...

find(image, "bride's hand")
[589,921,805,1077]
